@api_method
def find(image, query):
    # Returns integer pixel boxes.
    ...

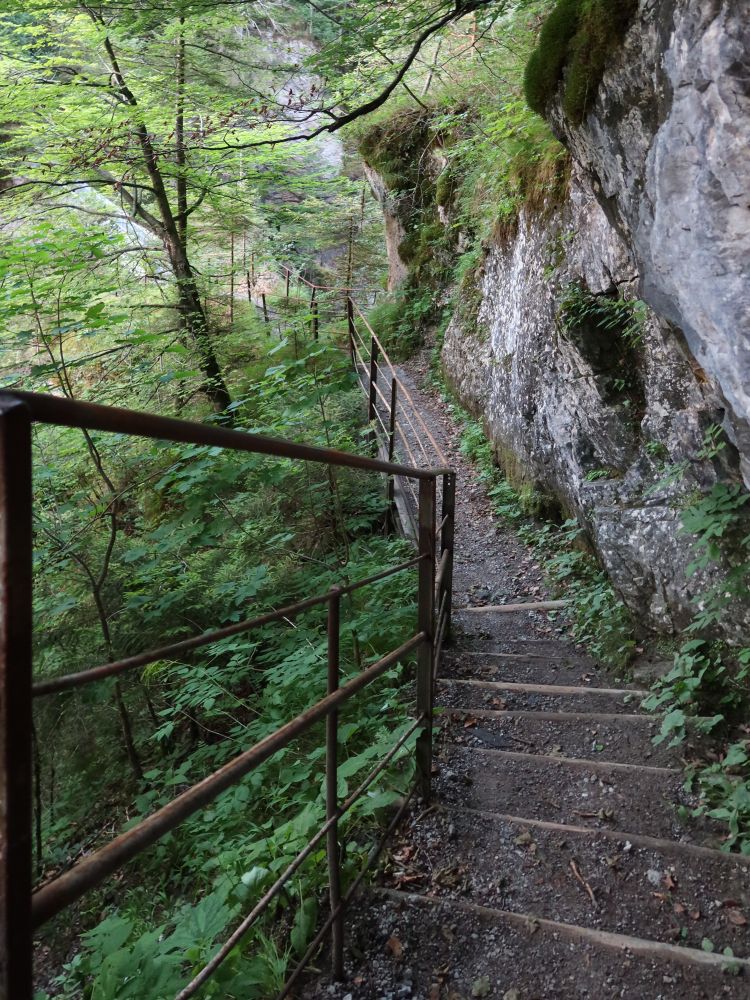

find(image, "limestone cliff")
[364,0,750,639]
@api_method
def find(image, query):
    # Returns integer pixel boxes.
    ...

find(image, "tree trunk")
[114,680,144,782]
[173,260,232,413]
[100,27,232,416]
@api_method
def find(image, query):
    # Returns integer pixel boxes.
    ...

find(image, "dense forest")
[2,0,749,997]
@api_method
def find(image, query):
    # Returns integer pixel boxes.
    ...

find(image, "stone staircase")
[315,618,750,998]
[307,360,750,1000]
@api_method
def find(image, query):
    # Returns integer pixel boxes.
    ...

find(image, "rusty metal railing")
[274,266,454,634]
[0,389,455,999]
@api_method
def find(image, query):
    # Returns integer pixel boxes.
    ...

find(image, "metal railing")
[276,263,448,537]
[0,388,455,999]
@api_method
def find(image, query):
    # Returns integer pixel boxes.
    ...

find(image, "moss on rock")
[524,0,638,124]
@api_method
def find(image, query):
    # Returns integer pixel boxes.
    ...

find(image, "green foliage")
[559,283,647,350]
[558,282,647,405]
[640,427,750,850]
[534,520,635,668]
[690,740,750,854]
[367,291,432,361]
[28,320,418,994]
[351,4,573,358]
[644,439,669,462]
[524,0,639,123]
[523,0,580,114]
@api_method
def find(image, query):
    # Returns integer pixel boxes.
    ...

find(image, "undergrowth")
[33,330,421,997]
[641,428,750,852]
[355,2,569,358]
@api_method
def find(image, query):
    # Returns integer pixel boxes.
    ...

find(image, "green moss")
[358,109,435,201]
[523,0,580,115]
[524,0,639,124]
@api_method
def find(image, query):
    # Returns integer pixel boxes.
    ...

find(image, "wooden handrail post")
[285,268,290,300]
[0,398,33,1000]
[261,293,269,324]
[440,472,456,644]
[326,589,344,980]
[416,477,436,800]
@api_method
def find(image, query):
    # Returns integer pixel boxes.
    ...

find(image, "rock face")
[363,163,409,291]
[547,0,750,484]
[443,0,750,636]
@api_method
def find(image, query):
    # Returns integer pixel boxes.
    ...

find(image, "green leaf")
[290,896,318,957]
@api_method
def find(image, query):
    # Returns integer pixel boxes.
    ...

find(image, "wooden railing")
[0,388,455,999]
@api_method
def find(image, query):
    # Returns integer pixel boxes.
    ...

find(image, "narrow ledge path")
[309,352,750,999]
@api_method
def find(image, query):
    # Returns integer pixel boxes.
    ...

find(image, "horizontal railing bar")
[434,613,448,675]
[434,548,450,593]
[371,373,392,412]
[176,714,424,999]
[277,779,419,1000]
[31,631,426,927]
[372,405,390,441]
[394,422,421,470]
[350,301,447,467]
[33,556,426,697]
[351,317,432,468]
[397,400,432,465]
[0,391,450,481]
[349,319,372,360]
[279,265,382,297]
[351,349,368,382]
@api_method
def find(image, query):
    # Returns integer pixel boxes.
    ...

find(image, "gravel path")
[305,350,750,999]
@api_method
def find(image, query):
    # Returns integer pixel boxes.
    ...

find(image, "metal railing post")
[0,398,33,1000]
[416,477,435,800]
[367,337,379,427]
[386,380,397,532]
[440,471,456,644]
[346,297,356,369]
[311,288,319,340]
[326,589,344,979]
[387,379,397,464]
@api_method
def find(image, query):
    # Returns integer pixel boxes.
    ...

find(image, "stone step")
[334,887,750,999]
[381,806,750,959]
[438,677,645,715]
[439,706,676,767]
[449,636,591,659]
[434,746,720,844]
[440,649,631,689]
